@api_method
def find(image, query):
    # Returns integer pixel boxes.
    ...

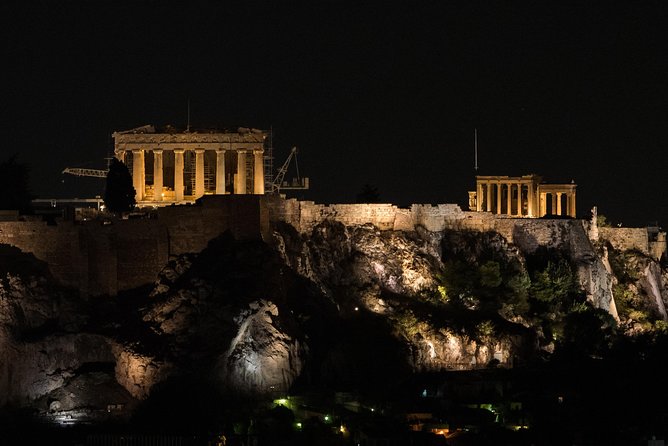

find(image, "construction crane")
[270,147,309,194]
[62,156,114,178]
[62,167,108,178]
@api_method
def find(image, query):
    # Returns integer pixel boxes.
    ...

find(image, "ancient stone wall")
[598,227,649,255]
[266,198,570,242]
[0,222,82,288]
[0,196,268,296]
[266,197,492,234]
[158,195,267,256]
[2,195,661,298]
[650,232,667,261]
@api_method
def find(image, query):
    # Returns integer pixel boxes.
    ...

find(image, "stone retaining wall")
[2,195,663,296]
[598,227,649,255]
[0,196,267,296]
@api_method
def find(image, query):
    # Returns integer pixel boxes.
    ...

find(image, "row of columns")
[476,181,535,217]
[125,148,264,202]
[539,192,576,218]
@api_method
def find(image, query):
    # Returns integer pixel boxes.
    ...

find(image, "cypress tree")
[104,158,136,213]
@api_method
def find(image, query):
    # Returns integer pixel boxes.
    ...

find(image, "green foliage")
[395,309,421,338]
[613,284,639,320]
[436,284,449,303]
[441,259,478,298]
[479,261,502,288]
[596,214,611,227]
[104,158,136,213]
[437,255,531,316]
[653,320,668,334]
[505,273,531,313]
[530,260,576,303]
[0,155,33,212]
[475,320,495,341]
[608,250,640,283]
[558,306,617,357]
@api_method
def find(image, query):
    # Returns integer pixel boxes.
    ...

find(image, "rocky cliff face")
[1,216,666,421]
[0,249,135,422]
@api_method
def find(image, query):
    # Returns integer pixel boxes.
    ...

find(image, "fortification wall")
[598,227,649,255]
[0,196,268,296]
[266,198,567,239]
[650,232,667,261]
[492,218,582,252]
[158,195,267,255]
[0,222,82,287]
[3,195,661,297]
[266,197,597,256]
[265,197,494,234]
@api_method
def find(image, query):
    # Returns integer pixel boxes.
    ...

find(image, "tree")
[104,158,136,213]
[0,155,33,212]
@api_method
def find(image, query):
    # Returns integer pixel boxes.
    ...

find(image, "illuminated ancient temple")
[468,174,577,218]
[113,125,266,204]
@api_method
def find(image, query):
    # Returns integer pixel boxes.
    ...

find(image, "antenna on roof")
[474,128,479,171]
[187,98,191,133]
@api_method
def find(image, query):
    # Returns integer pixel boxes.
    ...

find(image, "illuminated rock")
[112,345,172,400]
[216,300,304,395]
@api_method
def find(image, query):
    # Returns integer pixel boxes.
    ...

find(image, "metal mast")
[474,128,479,171]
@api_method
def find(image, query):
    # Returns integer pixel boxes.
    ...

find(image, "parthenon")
[468,174,577,218]
[113,125,266,205]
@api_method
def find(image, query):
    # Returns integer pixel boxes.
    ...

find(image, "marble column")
[236,150,247,194]
[551,193,557,215]
[216,150,226,194]
[540,192,546,217]
[153,150,163,201]
[476,182,483,211]
[556,192,563,215]
[132,149,144,201]
[496,183,502,214]
[570,193,577,218]
[486,182,492,212]
[195,149,205,198]
[507,183,512,215]
[517,183,523,216]
[174,149,184,201]
[253,149,264,194]
[528,182,535,217]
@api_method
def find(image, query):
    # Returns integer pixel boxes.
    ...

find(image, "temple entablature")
[469,174,577,218]
[113,126,267,205]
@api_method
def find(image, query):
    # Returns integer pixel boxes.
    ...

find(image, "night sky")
[4,1,668,227]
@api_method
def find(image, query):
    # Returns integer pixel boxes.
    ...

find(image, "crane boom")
[62,167,109,178]
[271,147,297,192]
[270,147,309,193]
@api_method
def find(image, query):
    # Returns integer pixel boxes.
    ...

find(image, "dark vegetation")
[0,155,33,212]
[0,224,666,444]
[104,158,136,213]
[403,230,619,360]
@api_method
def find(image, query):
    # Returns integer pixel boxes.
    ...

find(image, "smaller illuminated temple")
[468,174,577,218]
[113,125,266,205]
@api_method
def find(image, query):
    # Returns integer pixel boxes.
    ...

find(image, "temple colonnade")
[470,175,577,218]
[113,127,266,204]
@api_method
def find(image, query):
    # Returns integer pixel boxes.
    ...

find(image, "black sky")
[3,1,668,226]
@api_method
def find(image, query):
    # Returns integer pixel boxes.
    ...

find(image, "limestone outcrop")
[216,300,304,394]
[0,257,134,420]
[0,210,666,421]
